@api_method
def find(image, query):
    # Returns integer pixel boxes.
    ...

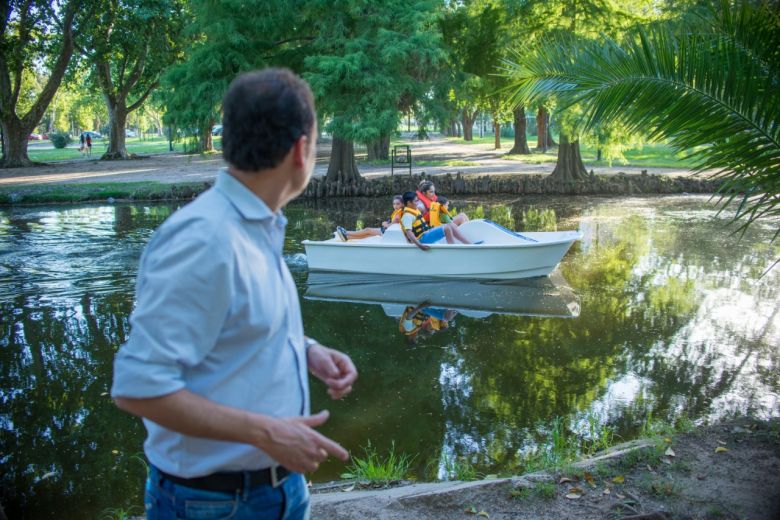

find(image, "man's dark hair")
[402,191,416,205]
[222,68,315,171]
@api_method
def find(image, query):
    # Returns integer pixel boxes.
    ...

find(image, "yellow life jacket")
[429,201,442,227]
[389,208,403,224]
[401,207,428,238]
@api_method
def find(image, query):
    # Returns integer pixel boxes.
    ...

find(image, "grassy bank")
[13,136,222,163]
[0,181,208,205]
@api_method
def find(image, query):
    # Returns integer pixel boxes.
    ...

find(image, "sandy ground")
[0,136,697,187]
[312,418,780,520]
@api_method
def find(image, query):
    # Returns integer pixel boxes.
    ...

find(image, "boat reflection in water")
[304,271,580,340]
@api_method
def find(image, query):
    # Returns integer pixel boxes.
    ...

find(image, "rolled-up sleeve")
[111,228,233,399]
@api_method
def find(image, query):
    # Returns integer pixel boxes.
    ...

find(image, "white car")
[125,129,138,137]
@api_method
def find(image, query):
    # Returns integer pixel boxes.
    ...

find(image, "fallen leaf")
[559,477,576,484]
[584,472,595,486]
[568,486,584,494]
[565,493,582,500]
[665,447,676,457]
[611,475,625,484]
[715,446,729,453]
[602,487,611,495]
[717,439,727,445]
[342,484,355,492]
[477,512,489,518]
[616,493,626,499]
[664,437,672,443]
[465,506,478,514]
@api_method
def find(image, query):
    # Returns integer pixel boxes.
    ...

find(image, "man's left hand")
[307,343,358,399]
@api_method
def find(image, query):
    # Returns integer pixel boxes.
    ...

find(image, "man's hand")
[416,242,431,251]
[307,343,358,399]
[256,410,348,474]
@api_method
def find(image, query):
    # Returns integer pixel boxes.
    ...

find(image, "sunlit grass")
[14,136,223,163]
[0,181,206,205]
[341,441,415,485]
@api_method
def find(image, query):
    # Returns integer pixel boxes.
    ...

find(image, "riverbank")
[312,417,780,519]
[0,170,722,206]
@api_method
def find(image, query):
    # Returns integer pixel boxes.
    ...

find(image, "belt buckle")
[270,466,288,488]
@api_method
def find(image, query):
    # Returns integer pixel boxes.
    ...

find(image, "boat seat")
[381,224,410,244]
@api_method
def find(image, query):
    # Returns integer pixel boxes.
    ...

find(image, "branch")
[127,81,158,113]
[95,57,117,105]
[122,42,149,99]
[21,2,77,129]
[10,0,35,109]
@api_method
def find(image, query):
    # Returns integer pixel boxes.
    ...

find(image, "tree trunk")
[493,121,501,149]
[326,136,361,183]
[102,100,131,160]
[0,116,33,167]
[550,133,588,182]
[536,107,548,152]
[199,120,214,152]
[462,109,477,141]
[366,133,390,160]
[508,106,531,154]
[546,115,557,147]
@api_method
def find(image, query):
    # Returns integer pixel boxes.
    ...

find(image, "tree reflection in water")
[0,196,777,518]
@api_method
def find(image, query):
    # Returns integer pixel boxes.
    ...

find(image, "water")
[1,195,778,518]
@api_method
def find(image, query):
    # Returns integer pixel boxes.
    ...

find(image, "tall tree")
[304,0,444,183]
[78,0,185,160]
[162,0,310,153]
[505,0,780,237]
[0,0,78,167]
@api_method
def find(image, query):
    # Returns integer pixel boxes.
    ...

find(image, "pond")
[1,195,778,519]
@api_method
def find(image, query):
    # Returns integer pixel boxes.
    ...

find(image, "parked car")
[125,129,138,137]
[83,131,102,139]
[27,133,43,140]
[212,124,223,136]
[42,133,50,140]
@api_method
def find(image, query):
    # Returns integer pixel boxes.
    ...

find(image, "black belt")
[157,465,291,491]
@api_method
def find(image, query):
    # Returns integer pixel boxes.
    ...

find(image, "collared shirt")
[111,171,310,478]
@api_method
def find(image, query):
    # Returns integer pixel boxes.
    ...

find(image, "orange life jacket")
[416,190,438,223]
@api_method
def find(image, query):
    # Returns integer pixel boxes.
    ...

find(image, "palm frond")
[502,0,780,238]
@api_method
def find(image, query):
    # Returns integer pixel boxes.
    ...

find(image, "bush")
[49,131,72,149]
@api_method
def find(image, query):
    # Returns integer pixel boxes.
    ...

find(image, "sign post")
[391,145,411,176]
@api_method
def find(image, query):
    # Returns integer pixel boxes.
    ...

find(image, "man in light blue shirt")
[111,69,357,519]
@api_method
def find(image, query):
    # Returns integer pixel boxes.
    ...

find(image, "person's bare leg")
[454,213,469,226]
[443,226,454,244]
[347,228,381,239]
[447,223,471,244]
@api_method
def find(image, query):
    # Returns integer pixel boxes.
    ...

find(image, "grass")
[440,454,478,481]
[510,481,557,501]
[442,134,696,169]
[0,181,207,205]
[341,441,414,485]
[11,135,222,163]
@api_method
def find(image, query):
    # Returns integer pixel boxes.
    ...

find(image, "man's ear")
[292,135,310,169]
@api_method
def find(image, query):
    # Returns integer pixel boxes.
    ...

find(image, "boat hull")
[303,220,581,280]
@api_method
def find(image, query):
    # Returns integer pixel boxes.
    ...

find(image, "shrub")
[49,131,72,149]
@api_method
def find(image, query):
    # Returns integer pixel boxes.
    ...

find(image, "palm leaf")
[502,0,780,239]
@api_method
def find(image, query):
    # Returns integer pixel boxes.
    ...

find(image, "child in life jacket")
[429,195,455,227]
[416,180,468,227]
[335,195,403,241]
[400,191,472,250]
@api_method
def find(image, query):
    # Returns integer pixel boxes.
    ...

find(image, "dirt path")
[0,135,697,187]
[312,418,780,520]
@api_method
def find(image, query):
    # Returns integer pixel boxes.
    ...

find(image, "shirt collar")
[215,170,284,223]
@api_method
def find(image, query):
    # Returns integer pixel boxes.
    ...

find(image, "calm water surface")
[1,195,778,519]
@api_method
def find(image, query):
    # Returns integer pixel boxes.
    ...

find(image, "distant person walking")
[79,132,85,156]
[85,133,92,156]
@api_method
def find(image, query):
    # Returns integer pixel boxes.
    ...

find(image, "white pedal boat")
[302,219,582,280]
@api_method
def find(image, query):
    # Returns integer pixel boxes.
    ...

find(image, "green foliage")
[488,204,515,229]
[504,0,780,239]
[342,441,415,484]
[49,131,72,149]
[440,454,478,481]
[521,208,557,232]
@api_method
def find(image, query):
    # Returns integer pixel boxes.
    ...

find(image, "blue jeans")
[145,466,310,520]
[420,226,446,244]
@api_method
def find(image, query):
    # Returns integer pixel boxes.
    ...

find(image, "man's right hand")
[256,410,348,473]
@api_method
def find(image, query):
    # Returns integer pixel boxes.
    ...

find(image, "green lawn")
[12,136,222,163]
[443,134,698,169]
